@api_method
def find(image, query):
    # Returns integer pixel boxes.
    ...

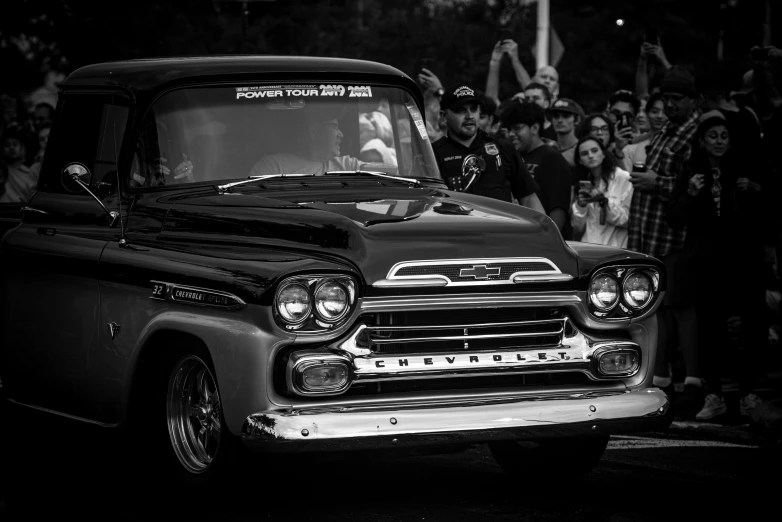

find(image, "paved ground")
[1,391,779,522]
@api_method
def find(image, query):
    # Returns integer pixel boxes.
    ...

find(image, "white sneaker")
[695,394,727,420]
[739,393,762,416]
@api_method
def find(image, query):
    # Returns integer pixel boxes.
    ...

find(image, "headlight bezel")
[273,274,358,332]
[587,265,661,320]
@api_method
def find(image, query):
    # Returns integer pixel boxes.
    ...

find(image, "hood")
[148,183,578,286]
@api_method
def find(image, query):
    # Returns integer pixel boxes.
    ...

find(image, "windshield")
[128,83,441,188]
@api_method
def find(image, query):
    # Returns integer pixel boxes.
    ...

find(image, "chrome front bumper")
[241,388,671,452]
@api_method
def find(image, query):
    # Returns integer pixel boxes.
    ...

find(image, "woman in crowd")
[577,113,615,150]
[667,111,766,420]
[571,135,633,248]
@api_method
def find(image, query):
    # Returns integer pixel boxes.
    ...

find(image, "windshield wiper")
[324,170,421,186]
[216,173,317,193]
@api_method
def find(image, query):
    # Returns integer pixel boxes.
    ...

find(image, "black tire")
[130,342,245,498]
[488,436,610,479]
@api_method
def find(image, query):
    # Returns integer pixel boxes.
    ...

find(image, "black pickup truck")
[0,56,670,486]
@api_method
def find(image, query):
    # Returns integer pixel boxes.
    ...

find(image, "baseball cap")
[440,85,480,111]
[548,97,585,119]
[661,66,697,97]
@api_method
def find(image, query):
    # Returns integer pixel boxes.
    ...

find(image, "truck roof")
[63,55,412,92]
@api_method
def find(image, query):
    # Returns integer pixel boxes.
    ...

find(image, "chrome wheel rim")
[166,355,222,474]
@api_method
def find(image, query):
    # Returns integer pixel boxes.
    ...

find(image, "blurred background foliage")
[1,0,776,112]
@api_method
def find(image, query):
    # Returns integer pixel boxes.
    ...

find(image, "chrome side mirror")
[461,154,486,192]
[60,162,120,228]
[62,163,92,193]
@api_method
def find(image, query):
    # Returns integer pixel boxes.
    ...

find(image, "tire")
[161,351,243,489]
[488,436,609,479]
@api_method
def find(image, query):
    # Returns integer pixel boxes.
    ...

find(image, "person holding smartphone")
[571,135,633,248]
[667,111,766,420]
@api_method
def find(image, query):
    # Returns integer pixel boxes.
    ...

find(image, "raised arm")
[485,41,505,104]
[503,40,533,91]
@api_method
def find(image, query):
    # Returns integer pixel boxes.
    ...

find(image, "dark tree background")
[1,0,776,112]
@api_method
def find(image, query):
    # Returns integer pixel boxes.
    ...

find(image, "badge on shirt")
[484,143,499,156]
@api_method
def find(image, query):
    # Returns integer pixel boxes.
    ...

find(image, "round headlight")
[276,283,312,324]
[589,275,619,310]
[314,280,350,322]
[623,272,653,309]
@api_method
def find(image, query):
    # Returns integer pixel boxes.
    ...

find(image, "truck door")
[0,92,130,419]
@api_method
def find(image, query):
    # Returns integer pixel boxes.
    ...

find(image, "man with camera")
[605,89,642,171]
[432,84,543,213]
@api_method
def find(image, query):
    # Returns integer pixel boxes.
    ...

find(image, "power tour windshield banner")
[236,84,373,99]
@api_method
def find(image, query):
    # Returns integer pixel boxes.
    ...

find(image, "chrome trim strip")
[7,398,118,428]
[372,277,449,288]
[241,388,672,452]
[374,257,571,288]
[360,292,582,312]
[513,274,574,283]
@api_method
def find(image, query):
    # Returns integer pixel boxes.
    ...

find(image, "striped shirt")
[627,111,700,257]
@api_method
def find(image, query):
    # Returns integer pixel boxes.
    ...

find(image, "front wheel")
[488,436,609,479]
[164,353,241,486]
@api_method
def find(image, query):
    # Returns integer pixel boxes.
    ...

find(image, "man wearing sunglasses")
[627,66,701,407]
[433,85,543,213]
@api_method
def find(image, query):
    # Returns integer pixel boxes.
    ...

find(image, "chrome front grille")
[362,308,567,354]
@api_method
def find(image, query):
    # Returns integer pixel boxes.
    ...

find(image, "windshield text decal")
[235,84,373,99]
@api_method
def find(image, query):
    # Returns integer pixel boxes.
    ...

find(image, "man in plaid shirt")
[628,66,703,413]
[628,67,700,256]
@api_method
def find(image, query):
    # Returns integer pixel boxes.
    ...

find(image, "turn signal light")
[302,363,349,390]
[596,350,639,375]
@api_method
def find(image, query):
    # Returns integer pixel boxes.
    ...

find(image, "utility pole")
[536,0,550,70]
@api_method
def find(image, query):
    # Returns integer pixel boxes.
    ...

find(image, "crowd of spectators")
[423,37,782,422]
[0,90,55,203]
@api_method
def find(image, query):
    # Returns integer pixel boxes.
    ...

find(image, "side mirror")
[60,162,120,228]
[62,163,92,193]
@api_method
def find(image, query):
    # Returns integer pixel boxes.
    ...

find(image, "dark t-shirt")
[521,143,573,214]
[433,131,538,203]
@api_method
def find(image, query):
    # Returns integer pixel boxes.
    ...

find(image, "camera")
[498,28,513,42]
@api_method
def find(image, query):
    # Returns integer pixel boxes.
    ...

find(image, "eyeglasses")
[590,125,609,134]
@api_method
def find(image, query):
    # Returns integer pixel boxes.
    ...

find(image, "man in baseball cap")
[548,97,584,166]
[432,85,544,212]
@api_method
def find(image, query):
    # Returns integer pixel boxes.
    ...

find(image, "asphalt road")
[0,393,778,522]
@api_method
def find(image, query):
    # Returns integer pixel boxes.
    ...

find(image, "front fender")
[121,307,292,436]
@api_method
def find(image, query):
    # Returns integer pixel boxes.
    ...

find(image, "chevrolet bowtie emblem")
[459,265,500,280]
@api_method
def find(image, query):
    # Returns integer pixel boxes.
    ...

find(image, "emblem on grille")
[459,265,500,280]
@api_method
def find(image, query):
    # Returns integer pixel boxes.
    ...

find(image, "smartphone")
[498,28,513,42]
[644,28,659,45]
[578,180,592,192]
[618,114,630,130]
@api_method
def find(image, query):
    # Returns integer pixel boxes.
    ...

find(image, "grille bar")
[362,311,567,354]
[366,318,564,332]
